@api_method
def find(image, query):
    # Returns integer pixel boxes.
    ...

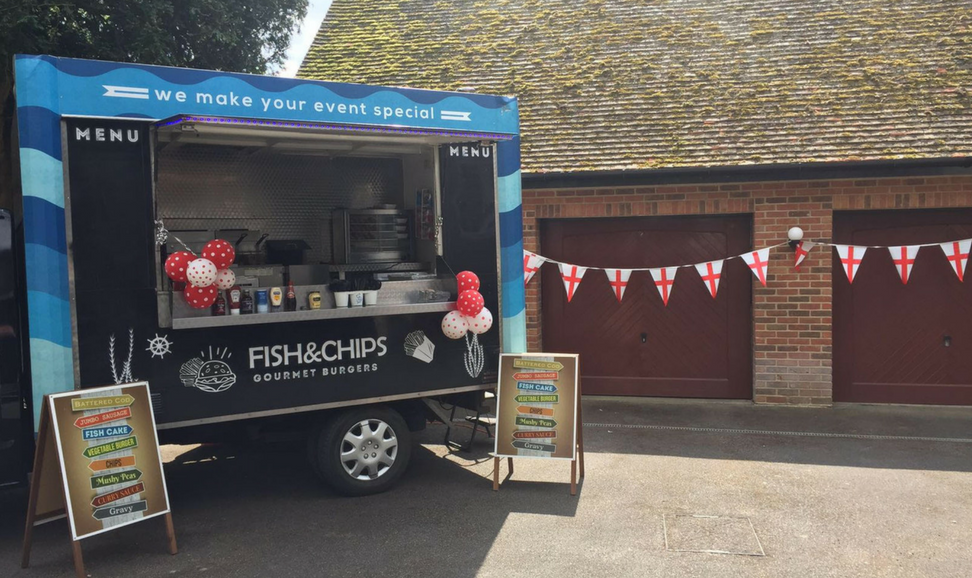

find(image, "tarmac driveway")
[1,397,970,578]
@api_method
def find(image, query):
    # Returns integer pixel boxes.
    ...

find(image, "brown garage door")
[540,215,752,399]
[834,209,972,405]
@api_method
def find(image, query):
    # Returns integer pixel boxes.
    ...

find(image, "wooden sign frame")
[21,383,177,578]
[491,353,585,495]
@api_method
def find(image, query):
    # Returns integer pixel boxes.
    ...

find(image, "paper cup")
[350,291,364,308]
[364,290,378,306]
[334,291,350,307]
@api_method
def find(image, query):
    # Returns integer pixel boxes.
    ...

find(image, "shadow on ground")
[1,425,580,578]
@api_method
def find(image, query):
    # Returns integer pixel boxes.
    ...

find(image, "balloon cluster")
[441,271,493,339]
[164,239,237,309]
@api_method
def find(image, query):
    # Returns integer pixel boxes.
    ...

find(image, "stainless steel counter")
[173,301,455,330]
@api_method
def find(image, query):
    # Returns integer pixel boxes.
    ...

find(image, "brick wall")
[521,174,972,405]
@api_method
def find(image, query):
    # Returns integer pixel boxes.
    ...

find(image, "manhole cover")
[664,514,765,556]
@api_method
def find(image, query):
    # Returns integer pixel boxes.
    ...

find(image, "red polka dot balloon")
[465,307,493,335]
[164,251,196,283]
[184,284,218,309]
[441,310,469,339]
[457,271,480,293]
[456,290,485,317]
[186,258,218,288]
[202,239,236,270]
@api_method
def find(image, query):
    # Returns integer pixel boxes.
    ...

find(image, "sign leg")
[21,403,51,568]
[570,459,577,496]
[492,456,500,491]
[164,513,178,555]
[71,541,85,578]
[577,376,585,478]
[507,457,514,475]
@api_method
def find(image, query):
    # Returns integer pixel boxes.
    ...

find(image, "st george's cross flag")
[940,239,970,282]
[741,248,771,286]
[834,245,867,283]
[794,241,816,270]
[888,245,921,284]
[559,263,588,302]
[648,266,678,306]
[604,268,633,302]
[524,251,546,285]
[695,260,724,299]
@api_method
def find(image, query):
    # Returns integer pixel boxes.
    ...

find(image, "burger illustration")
[180,354,237,393]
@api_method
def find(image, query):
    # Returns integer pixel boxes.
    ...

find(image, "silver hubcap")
[340,419,398,480]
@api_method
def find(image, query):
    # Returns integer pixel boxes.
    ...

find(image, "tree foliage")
[2,0,308,76]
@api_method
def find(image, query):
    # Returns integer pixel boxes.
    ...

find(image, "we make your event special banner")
[50,382,170,540]
[494,354,578,460]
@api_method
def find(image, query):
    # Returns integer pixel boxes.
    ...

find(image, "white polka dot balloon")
[465,307,493,335]
[214,268,236,290]
[441,310,469,339]
[185,258,218,288]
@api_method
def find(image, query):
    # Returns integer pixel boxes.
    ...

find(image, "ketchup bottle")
[285,280,297,312]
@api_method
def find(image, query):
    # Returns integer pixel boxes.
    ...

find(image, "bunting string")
[524,236,971,303]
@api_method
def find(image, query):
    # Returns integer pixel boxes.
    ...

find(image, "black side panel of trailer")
[0,209,28,485]
[65,119,158,392]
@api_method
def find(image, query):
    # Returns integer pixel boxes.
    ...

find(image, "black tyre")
[310,406,412,496]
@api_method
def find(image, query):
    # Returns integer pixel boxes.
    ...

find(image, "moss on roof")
[299,0,972,174]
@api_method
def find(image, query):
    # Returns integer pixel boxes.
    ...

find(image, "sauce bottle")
[212,293,226,316]
[270,286,283,312]
[240,289,254,314]
[227,286,242,316]
[285,280,297,312]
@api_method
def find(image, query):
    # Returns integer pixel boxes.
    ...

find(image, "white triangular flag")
[694,260,724,299]
[940,239,970,282]
[558,263,588,302]
[741,248,771,287]
[603,269,633,302]
[834,245,867,284]
[794,241,816,270]
[648,266,678,306]
[524,250,546,285]
[887,245,921,284]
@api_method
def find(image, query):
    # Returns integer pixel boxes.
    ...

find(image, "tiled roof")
[299,0,972,174]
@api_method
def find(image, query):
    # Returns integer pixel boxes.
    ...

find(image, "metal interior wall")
[155,143,405,264]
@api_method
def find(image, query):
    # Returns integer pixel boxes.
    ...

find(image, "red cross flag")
[523,250,546,285]
[603,268,633,302]
[558,263,588,302]
[742,248,771,286]
[694,260,724,299]
[648,266,678,306]
[888,245,920,284]
[940,239,970,282]
[834,245,867,283]
[794,241,816,270]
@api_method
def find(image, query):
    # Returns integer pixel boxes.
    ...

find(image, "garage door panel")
[834,209,972,404]
[540,215,752,399]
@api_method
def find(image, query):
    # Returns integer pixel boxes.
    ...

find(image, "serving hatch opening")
[152,115,499,329]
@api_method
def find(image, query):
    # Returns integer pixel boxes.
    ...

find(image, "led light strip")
[156,115,514,141]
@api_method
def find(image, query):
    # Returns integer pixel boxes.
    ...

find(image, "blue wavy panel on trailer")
[497,169,523,214]
[502,309,527,354]
[15,106,61,161]
[22,196,66,255]
[496,136,521,178]
[26,290,72,348]
[18,148,65,208]
[17,56,519,134]
[28,338,74,425]
[23,244,69,300]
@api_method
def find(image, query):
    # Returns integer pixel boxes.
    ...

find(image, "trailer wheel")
[311,406,412,496]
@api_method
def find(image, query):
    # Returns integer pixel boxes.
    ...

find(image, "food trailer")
[0,55,526,494]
